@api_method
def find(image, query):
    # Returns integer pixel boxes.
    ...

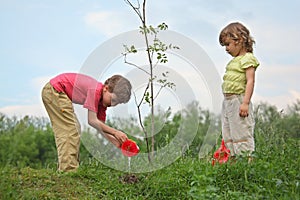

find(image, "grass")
[0,107,299,199]
[1,148,299,200]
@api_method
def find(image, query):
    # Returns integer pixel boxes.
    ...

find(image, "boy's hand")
[114,130,128,144]
[101,130,128,148]
[239,103,249,117]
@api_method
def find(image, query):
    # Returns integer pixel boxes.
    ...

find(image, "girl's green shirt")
[222,52,260,94]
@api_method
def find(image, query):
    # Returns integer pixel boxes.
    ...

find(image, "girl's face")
[102,85,118,107]
[223,37,246,57]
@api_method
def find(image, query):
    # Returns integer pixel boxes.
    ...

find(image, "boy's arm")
[87,110,128,147]
[100,131,122,148]
[240,66,255,117]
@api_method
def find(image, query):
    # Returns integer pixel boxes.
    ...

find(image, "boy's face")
[102,86,118,107]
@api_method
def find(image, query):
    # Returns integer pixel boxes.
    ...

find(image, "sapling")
[123,0,179,161]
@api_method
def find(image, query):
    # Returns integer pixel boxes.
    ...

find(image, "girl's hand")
[239,103,249,117]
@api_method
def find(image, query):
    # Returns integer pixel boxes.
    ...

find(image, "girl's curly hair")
[219,22,256,53]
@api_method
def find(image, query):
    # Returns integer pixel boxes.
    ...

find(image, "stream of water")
[128,157,131,172]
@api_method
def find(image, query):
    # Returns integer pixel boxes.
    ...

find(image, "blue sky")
[0,0,299,119]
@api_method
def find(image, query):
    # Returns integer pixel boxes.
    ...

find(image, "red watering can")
[121,139,140,157]
[212,139,230,166]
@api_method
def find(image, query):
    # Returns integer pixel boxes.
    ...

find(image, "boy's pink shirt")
[50,73,106,121]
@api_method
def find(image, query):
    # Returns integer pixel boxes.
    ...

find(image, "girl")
[219,22,260,158]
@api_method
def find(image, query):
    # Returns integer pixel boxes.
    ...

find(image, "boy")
[42,73,132,172]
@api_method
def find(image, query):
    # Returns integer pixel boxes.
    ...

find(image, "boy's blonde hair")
[104,75,132,104]
[219,22,255,53]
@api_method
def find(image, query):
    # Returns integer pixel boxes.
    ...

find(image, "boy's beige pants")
[42,82,81,172]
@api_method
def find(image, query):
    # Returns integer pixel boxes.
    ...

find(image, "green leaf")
[130,45,137,53]
[149,25,157,34]
[158,22,168,30]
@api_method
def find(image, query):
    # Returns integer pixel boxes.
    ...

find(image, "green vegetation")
[0,101,299,199]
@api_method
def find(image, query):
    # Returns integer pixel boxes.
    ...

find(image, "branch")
[124,0,144,23]
[137,82,150,107]
[123,53,151,75]
[153,85,164,101]
[133,90,150,154]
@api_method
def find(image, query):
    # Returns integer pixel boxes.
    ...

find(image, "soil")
[119,173,139,184]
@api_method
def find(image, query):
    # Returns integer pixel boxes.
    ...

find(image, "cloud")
[253,22,300,62]
[253,62,300,109]
[0,104,47,118]
[256,64,299,93]
[0,75,53,118]
[30,76,53,90]
[290,90,300,99]
[253,90,300,110]
[84,11,136,37]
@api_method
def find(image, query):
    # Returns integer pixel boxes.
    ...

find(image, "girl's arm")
[240,67,255,117]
